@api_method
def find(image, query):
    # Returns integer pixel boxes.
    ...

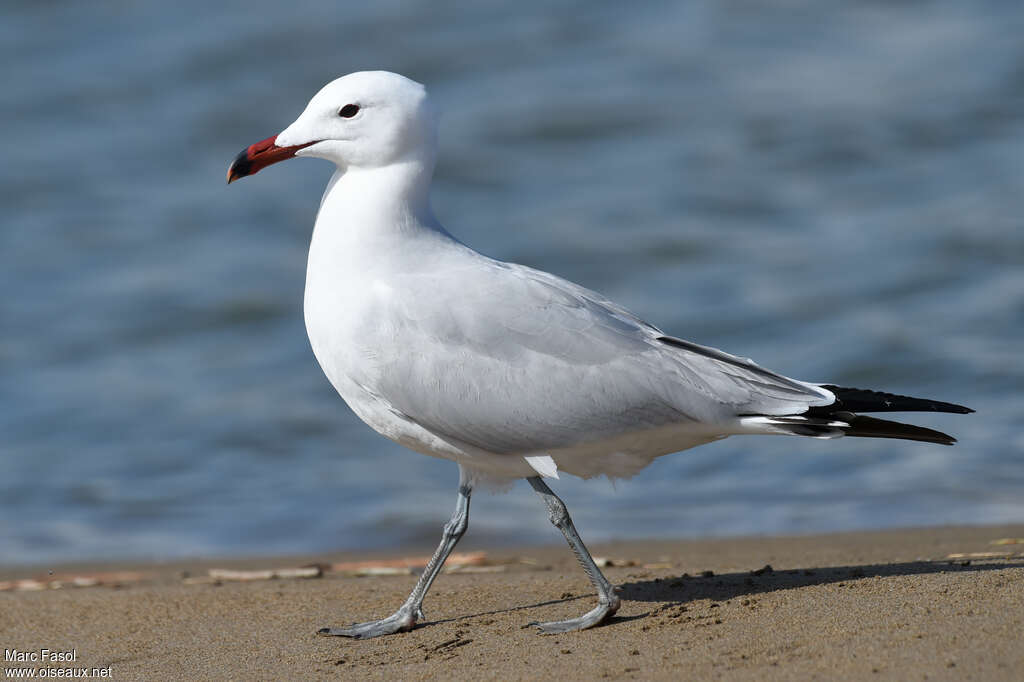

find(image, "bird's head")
[227,71,436,183]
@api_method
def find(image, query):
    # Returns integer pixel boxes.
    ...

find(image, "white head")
[227,71,437,182]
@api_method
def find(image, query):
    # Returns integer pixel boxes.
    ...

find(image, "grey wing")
[370,258,833,455]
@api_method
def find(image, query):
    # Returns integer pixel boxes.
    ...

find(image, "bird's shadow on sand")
[438,558,1022,630]
[616,558,1020,606]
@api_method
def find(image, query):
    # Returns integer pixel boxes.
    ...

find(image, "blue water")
[2,1,1023,565]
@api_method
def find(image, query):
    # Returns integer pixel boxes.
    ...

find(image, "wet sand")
[3,525,1023,680]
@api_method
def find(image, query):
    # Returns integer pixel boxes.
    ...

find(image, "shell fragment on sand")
[201,566,324,582]
[945,551,1018,559]
[592,557,638,568]
[0,571,145,592]
[330,551,492,576]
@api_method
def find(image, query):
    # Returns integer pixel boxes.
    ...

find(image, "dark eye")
[338,104,360,118]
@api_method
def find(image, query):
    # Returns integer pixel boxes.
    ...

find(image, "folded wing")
[364,258,833,456]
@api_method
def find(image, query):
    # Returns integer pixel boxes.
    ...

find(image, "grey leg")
[318,467,473,639]
[527,476,620,633]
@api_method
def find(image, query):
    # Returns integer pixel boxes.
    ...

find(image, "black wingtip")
[841,415,959,445]
[817,385,973,415]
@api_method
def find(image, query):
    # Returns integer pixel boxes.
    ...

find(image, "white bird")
[227,71,971,638]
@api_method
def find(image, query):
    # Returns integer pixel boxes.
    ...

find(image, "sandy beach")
[3,524,1022,680]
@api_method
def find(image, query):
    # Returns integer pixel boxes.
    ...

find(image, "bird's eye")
[338,104,360,118]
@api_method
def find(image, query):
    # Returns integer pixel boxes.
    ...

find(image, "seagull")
[227,71,972,638]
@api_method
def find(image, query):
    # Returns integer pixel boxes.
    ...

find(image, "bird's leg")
[318,468,473,639]
[526,476,620,633]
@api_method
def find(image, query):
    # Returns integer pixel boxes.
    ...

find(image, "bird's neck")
[307,160,458,282]
[315,160,443,242]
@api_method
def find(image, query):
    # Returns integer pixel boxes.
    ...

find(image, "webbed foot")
[318,609,417,639]
[529,594,620,634]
